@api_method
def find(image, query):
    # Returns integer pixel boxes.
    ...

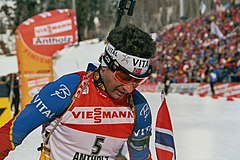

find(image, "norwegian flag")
[155,98,176,160]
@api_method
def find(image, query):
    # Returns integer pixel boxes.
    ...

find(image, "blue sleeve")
[11,73,80,147]
[128,90,152,160]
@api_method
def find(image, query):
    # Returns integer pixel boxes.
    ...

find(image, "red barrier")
[138,83,240,98]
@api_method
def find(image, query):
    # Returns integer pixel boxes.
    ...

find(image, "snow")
[0,55,18,76]
[2,40,240,160]
[0,0,16,55]
[53,39,103,79]
[0,0,15,8]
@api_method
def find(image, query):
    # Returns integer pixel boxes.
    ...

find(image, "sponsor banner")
[0,98,11,127]
[170,83,199,94]
[16,9,78,108]
[17,9,78,56]
[138,83,240,97]
[195,83,240,97]
[137,83,160,92]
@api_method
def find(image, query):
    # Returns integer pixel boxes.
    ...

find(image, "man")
[7,73,20,117]
[163,72,171,95]
[0,24,156,160]
[0,76,10,98]
[209,67,218,96]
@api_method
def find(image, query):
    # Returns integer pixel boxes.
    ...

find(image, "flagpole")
[161,90,165,102]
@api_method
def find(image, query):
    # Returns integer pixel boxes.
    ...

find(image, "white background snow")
[1,40,240,160]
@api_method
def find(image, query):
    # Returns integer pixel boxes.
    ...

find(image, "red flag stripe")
[155,143,175,153]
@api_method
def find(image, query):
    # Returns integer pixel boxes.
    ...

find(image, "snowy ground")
[0,55,18,76]
[5,93,240,160]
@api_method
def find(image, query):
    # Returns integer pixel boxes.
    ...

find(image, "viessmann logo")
[34,19,72,37]
[69,107,134,124]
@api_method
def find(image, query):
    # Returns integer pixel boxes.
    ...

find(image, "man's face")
[101,68,137,100]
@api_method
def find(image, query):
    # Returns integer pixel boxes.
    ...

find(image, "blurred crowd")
[150,4,240,84]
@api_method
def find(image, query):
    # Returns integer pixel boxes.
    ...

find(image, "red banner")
[138,83,240,98]
[16,9,78,108]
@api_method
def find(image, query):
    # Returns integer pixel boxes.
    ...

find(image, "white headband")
[104,43,150,75]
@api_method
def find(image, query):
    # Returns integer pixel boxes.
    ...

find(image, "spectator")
[163,72,171,95]
[0,76,10,97]
[151,4,239,84]
[209,67,218,96]
[7,73,20,117]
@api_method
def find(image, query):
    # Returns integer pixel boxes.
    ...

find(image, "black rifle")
[115,0,136,27]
